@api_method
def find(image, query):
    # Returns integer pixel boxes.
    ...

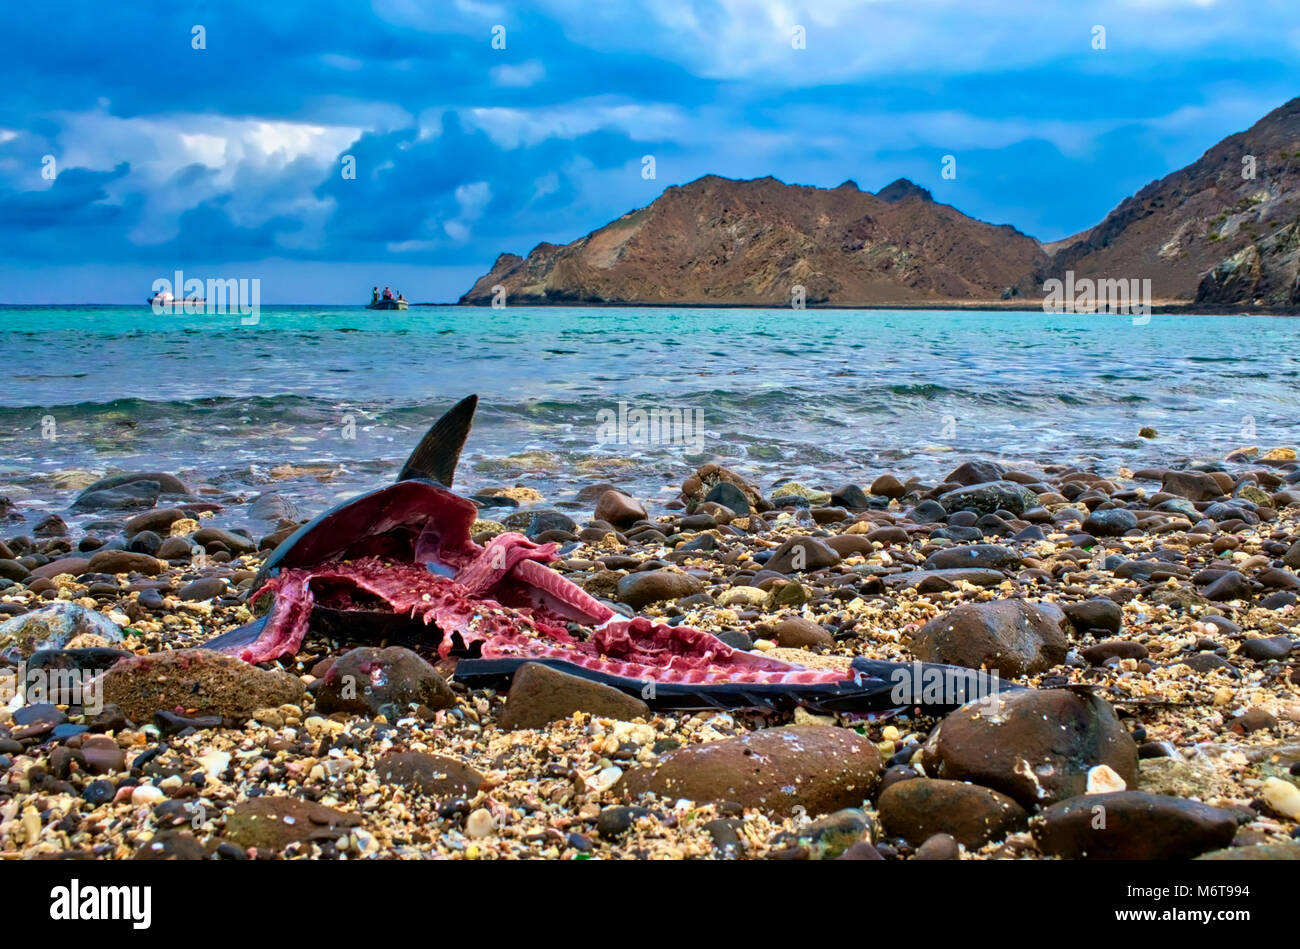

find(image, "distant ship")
[367,288,409,309]
[147,290,205,307]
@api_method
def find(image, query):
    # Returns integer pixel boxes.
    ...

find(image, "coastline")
[1,452,1297,860]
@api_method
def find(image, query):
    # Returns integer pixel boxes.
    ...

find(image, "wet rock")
[77,471,189,500]
[879,778,1028,849]
[887,568,1007,591]
[913,833,960,860]
[1177,652,1240,676]
[29,557,93,580]
[80,735,126,775]
[907,600,1069,677]
[683,464,764,513]
[13,702,65,728]
[764,536,841,574]
[1259,567,1300,590]
[705,818,744,855]
[33,514,68,537]
[938,481,1038,517]
[247,493,302,523]
[597,805,654,839]
[103,649,305,721]
[868,474,907,500]
[594,490,647,528]
[823,534,874,557]
[1229,707,1277,734]
[1033,791,1238,860]
[155,536,196,560]
[72,480,162,511]
[124,508,187,537]
[945,461,1006,486]
[771,807,873,859]
[1161,470,1224,502]
[1062,597,1122,635]
[1238,635,1294,662]
[374,751,483,798]
[82,779,116,806]
[830,484,872,509]
[701,482,750,515]
[127,530,162,555]
[314,646,454,717]
[1082,508,1139,537]
[0,602,124,661]
[922,689,1139,808]
[1201,570,1253,602]
[133,830,206,861]
[222,798,359,852]
[86,549,163,576]
[923,544,1019,571]
[837,840,885,860]
[620,725,882,817]
[499,661,649,729]
[178,577,226,601]
[0,558,29,582]
[615,569,704,609]
[191,527,256,555]
[908,499,949,524]
[1082,640,1149,665]
[521,510,577,540]
[769,616,834,650]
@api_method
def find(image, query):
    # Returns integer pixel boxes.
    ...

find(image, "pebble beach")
[1,447,1298,861]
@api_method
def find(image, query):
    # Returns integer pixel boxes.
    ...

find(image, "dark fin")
[397,394,477,486]
[201,616,269,654]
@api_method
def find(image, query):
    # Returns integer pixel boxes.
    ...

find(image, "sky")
[1,0,1298,303]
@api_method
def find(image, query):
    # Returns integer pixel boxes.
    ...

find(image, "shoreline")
[0,453,1297,860]
[2,301,1297,317]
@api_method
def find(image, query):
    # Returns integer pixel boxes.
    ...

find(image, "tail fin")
[398,394,478,486]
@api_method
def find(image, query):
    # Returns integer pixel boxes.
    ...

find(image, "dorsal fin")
[398,394,478,486]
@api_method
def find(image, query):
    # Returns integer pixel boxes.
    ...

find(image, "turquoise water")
[1,305,1298,522]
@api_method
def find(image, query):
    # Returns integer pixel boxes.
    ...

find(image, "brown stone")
[922,688,1139,808]
[86,549,164,576]
[878,778,1028,849]
[314,646,454,717]
[770,616,834,650]
[499,662,648,729]
[593,489,647,528]
[222,797,359,852]
[374,751,483,797]
[102,649,305,721]
[1033,791,1238,860]
[906,599,1069,677]
[1161,470,1224,501]
[620,725,882,817]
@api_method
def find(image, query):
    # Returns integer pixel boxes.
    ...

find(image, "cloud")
[491,60,546,87]
[0,0,1297,302]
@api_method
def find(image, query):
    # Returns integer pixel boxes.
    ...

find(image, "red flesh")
[229,530,844,686]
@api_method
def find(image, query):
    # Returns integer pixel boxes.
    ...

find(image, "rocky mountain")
[1037,97,1300,303]
[460,175,1047,306]
[1198,220,1300,305]
[462,97,1300,308]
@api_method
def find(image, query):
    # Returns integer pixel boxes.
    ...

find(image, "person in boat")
[383,286,394,301]
[397,291,407,303]
[371,287,379,304]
